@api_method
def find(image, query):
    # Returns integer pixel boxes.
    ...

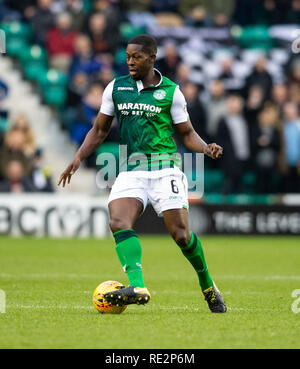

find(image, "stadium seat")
[82,0,93,13]
[120,23,147,42]
[0,22,32,57]
[242,171,257,194]
[43,87,67,108]
[269,48,289,65]
[5,37,28,58]
[204,170,224,193]
[202,60,221,79]
[0,117,7,131]
[114,47,127,66]
[20,45,48,81]
[38,69,68,108]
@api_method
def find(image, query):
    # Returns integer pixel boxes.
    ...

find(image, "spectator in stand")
[244,85,265,147]
[67,72,90,108]
[0,129,3,147]
[93,0,121,36]
[290,0,300,23]
[218,57,234,81]
[253,103,281,193]
[0,129,32,180]
[63,0,86,31]
[281,102,300,193]
[29,149,54,192]
[69,34,102,81]
[184,6,211,27]
[205,80,227,141]
[64,71,90,131]
[182,82,207,141]
[244,56,273,101]
[180,0,235,27]
[151,0,179,13]
[95,65,115,87]
[233,0,264,26]
[88,12,119,56]
[156,41,182,81]
[26,0,55,45]
[0,0,21,21]
[271,84,288,119]
[10,114,36,157]
[261,0,299,25]
[217,95,251,194]
[288,62,300,107]
[71,83,104,167]
[47,12,78,73]
[0,79,9,133]
[175,63,191,86]
[0,160,36,193]
[217,56,242,92]
[122,0,154,28]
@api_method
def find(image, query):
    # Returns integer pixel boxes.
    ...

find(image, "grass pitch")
[0,235,300,349]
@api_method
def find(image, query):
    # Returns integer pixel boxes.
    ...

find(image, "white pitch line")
[215,275,300,281]
[6,304,286,314]
[9,305,94,310]
[0,273,100,279]
[264,276,300,280]
[1,273,300,280]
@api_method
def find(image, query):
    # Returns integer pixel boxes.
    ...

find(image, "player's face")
[126,44,155,80]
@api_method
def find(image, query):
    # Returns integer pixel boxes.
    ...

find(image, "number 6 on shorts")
[171,179,179,194]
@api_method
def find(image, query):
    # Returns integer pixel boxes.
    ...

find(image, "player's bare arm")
[58,112,113,187]
[175,119,223,159]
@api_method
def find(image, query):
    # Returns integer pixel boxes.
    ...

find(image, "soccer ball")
[93,280,127,314]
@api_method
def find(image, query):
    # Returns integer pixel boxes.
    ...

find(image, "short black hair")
[128,34,157,55]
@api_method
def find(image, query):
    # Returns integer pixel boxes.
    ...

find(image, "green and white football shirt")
[100,69,189,171]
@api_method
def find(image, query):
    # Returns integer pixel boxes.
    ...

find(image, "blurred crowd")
[0,109,54,193]
[0,0,300,194]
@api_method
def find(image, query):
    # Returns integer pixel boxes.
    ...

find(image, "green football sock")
[113,229,145,288]
[179,232,213,291]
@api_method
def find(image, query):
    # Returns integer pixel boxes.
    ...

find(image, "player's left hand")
[205,143,223,159]
[57,156,81,188]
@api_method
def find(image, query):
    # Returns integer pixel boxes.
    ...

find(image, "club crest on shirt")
[153,89,166,100]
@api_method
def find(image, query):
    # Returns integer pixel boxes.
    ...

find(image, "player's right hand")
[57,157,81,187]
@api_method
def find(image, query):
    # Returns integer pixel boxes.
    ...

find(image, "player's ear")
[149,53,156,63]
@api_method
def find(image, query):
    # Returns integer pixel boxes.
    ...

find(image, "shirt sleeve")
[100,79,115,116]
[170,86,189,124]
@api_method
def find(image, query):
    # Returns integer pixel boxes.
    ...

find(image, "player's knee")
[109,217,132,234]
[171,227,190,247]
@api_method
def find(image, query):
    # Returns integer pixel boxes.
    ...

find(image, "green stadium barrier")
[204,193,275,205]
[232,25,273,50]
